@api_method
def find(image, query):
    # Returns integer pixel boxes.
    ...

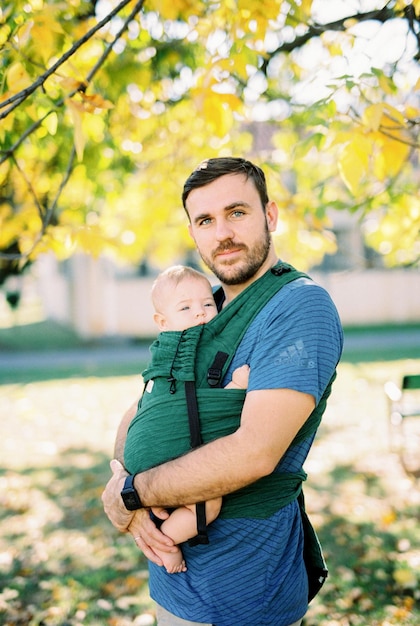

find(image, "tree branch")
[260,5,399,74]
[0,0,135,119]
[86,0,145,83]
[404,3,420,60]
[0,0,146,263]
[0,0,145,166]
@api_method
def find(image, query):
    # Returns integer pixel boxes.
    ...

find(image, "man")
[102,157,343,626]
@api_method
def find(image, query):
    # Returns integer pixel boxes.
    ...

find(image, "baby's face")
[158,276,218,331]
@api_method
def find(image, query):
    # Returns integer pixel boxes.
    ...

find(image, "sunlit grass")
[0,360,419,625]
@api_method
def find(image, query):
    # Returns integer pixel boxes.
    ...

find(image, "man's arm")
[114,400,138,462]
[134,387,315,507]
[102,387,314,558]
[103,399,176,561]
[102,400,139,533]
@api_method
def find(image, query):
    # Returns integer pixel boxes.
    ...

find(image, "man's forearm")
[134,428,263,508]
[131,387,314,509]
[114,401,138,462]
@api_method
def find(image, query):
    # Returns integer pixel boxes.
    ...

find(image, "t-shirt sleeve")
[244,279,343,404]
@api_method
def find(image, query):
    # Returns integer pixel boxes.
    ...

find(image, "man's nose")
[215,219,234,241]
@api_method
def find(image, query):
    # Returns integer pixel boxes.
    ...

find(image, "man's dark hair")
[182,157,269,211]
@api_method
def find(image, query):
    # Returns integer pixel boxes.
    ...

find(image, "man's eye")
[231,210,244,218]
[199,217,212,226]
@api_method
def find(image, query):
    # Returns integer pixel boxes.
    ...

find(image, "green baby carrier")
[125,261,332,601]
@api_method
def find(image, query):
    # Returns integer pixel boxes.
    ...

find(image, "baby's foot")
[162,548,187,574]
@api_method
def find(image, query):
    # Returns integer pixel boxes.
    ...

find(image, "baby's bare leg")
[159,498,222,574]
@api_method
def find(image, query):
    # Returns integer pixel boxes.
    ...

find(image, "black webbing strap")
[207,351,229,388]
[185,380,202,449]
[185,380,209,545]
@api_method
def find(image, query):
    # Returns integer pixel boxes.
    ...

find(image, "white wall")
[37,255,420,338]
[312,270,420,326]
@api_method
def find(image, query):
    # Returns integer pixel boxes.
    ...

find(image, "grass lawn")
[0,322,419,624]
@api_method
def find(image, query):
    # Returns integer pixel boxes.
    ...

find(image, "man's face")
[186,173,278,286]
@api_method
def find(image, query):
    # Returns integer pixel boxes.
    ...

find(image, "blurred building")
[27,242,420,339]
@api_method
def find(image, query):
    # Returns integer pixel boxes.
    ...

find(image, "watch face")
[121,475,141,510]
[122,490,141,510]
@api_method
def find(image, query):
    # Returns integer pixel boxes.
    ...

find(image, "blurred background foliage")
[1,0,420,282]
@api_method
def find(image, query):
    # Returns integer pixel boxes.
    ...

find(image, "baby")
[126,265,248,573]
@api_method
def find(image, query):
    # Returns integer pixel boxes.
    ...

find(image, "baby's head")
[152,265,217,331]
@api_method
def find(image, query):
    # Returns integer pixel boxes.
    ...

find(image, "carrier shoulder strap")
[197,262,309,387]
[207,351,229,388]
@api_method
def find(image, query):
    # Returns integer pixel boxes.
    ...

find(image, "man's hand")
[128,507,177,566]
[102,459,177,565]
[101,459,135,532]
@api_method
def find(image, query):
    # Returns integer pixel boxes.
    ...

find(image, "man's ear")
[265,200,278,232]
[153,312,167,331]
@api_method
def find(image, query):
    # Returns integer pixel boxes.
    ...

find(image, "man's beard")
[199,222,272,286]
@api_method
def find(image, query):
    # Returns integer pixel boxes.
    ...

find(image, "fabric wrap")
[124,262,334,519]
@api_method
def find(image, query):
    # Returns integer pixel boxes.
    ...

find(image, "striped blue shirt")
[149,277,343,625]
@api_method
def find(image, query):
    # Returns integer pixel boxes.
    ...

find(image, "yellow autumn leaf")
[393,567,418,588]
[21,206,43,235]
[151,0,203,20]
[338,136,371,196]
[362,103,405,135]
[373,133,410,179]
[405,104,420,119]
[343,18,358,28]
[381,103,406,128]
[238,0,281,23]
[201,93,234,137]
[0,163,10,187]
[79,93,114,113]
[29,10,64,63]
[381,510,397,526]
[0,22,11,46]
[362,103,386,132]
[365,193,420,265]
[291,0,313,23]
[0,213,17,249]
[66,99,85,161]
[13,18,33,47]
[219,92,243,114]
[44,112,58,136]
[36,227,76,260]
[327,41,343,56]
[6,62,32,93]
[219,55,249,82]
[60,77,88,94]
[74,226,107,258]
[378,72,396,95]
[395,0,420,12]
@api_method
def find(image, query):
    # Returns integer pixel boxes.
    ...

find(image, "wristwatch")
[120,474,143,510]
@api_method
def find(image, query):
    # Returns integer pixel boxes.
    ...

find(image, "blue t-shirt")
[149,278,343,625]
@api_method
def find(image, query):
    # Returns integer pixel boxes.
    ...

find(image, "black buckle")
[271,263,291,276]
[207,367,222,387]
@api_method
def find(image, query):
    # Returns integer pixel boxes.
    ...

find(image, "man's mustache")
[213,242,246,256]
